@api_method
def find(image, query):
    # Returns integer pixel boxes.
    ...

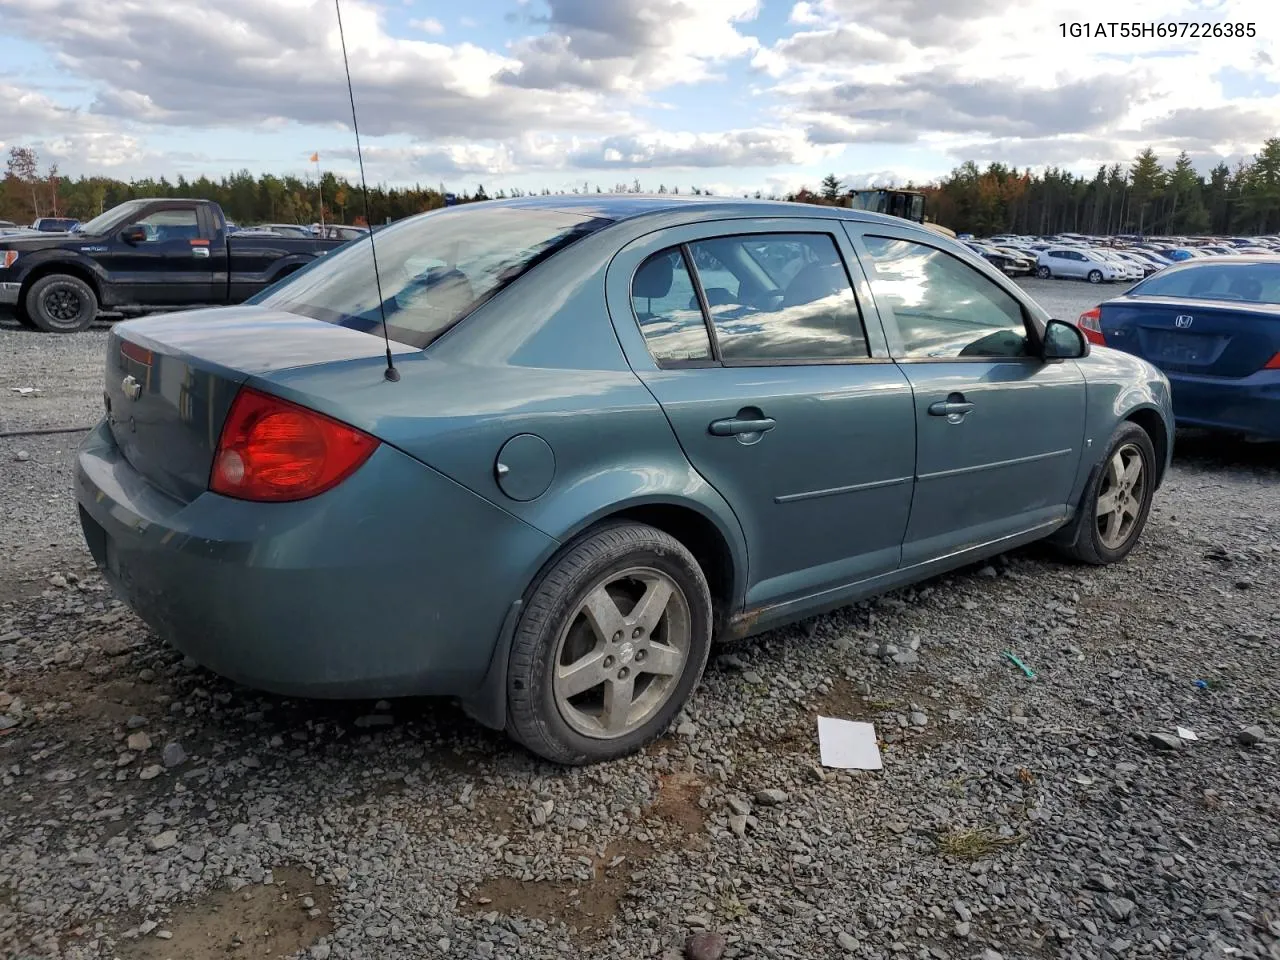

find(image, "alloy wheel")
[1096,443,1146,550]
[44,287,83,323]
[552,566,690,739]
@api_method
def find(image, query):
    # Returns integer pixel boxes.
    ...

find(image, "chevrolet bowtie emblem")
[122,374,142,400]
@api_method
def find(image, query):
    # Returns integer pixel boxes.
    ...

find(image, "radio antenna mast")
[334,0,399,382]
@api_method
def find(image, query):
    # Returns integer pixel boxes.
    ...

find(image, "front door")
[101,204,216,305]
[851,228,1087,565]
[607,222,917,611]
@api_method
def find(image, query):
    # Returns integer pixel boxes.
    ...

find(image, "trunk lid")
[104,305,416,502]
[1098,297,1280,378]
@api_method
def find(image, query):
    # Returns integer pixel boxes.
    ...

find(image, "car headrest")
[782,261,844,308]
[634,255,674,299]
[1228,276,1262,300]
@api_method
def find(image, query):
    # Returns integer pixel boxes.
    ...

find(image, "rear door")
[850,226,1087,565]
[606,220,916,611]
[97,202,217,305]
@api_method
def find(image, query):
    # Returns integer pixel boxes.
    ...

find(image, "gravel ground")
[2,286,1279,960]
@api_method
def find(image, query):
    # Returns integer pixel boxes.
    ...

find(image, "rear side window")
[630,233,869,365]
[688,234,868,362]
[631,249,714,363]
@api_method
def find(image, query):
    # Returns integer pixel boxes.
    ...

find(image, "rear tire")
[1055,422,1157,565]
[506,522,713,765]
[25,274,98,333]
[1036,266,1051,279]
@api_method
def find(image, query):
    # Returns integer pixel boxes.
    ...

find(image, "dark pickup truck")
[0,198,344,332]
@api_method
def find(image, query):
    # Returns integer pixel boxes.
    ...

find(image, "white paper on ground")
[1176,726,1199,741]
[817,716,883,770]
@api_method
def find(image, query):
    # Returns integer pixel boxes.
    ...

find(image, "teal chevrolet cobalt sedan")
[75,196,1174,764]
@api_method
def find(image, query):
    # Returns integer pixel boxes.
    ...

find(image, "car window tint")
[1133,262,1279,304]
[631,248,714,364]
[137,208,200,242]
[862,235,1031,359]
[687,233,869,362]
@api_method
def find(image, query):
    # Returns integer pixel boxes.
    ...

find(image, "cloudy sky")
[1,0,1277,195]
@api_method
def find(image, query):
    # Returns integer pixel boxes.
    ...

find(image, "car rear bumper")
[1167,369,1280,439]
[0,281,20,306]
[75,421,558,698]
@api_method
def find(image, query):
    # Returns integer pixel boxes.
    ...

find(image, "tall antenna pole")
[334,0,398,382]
[313,152,326,235]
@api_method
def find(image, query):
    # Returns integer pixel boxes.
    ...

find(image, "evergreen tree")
[820,173,842,202]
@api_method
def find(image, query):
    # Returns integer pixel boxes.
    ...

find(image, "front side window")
[253,205,612,348]
[135,209,200,242]
[687,233,869,362]
[862,235,1031,359]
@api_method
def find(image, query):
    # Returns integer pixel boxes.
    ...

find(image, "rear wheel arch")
[605,503,738,635]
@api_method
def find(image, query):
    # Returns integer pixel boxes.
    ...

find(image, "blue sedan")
[1077,256,1280,439]
[75,196,1174,764]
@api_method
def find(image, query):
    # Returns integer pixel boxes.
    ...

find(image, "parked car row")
[230,222,371,241]
[0,216,82,237]
[971,232,1280,285]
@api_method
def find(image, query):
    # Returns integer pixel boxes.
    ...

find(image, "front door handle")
[928,398,975,417]
[709,416,776,437]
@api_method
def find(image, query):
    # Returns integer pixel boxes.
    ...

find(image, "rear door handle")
[928,399,974,417]
[709,416,776,437]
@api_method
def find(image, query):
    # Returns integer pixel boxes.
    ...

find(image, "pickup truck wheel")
[26,274,98,333]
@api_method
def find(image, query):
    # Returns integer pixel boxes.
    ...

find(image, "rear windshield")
[251,205,612,348]
[1130,262,1280,304]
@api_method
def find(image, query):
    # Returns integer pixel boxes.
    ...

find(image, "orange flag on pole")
[309,152,319,163]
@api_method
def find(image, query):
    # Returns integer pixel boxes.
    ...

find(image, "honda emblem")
[1174,315,1193,329]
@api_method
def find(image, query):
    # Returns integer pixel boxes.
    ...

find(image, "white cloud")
[498,0,762,94]
[755,0,1280,171]
[332,127,839,178]
[0,0,1277,188]
[0,0,629,139]
[409,17,443,35]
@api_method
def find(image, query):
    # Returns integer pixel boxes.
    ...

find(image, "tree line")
[3,138,1279,236]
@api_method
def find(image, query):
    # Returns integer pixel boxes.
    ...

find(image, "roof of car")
[471,193,932,231]
[1155,254,1280,268]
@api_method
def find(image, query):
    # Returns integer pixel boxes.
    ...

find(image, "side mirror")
[1042,319,1089,360]
[121,224,147,244]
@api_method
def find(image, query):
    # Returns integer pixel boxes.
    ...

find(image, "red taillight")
[210,388,379,502]
[1076,307,1106,345]
[1265,352,1280,370]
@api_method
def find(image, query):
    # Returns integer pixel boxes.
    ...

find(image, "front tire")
[1036,266,1051,279]
[1056,422,1157,565]
[25,274,98,333]
[506,523,713,765]
[1087,269,1103,284]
